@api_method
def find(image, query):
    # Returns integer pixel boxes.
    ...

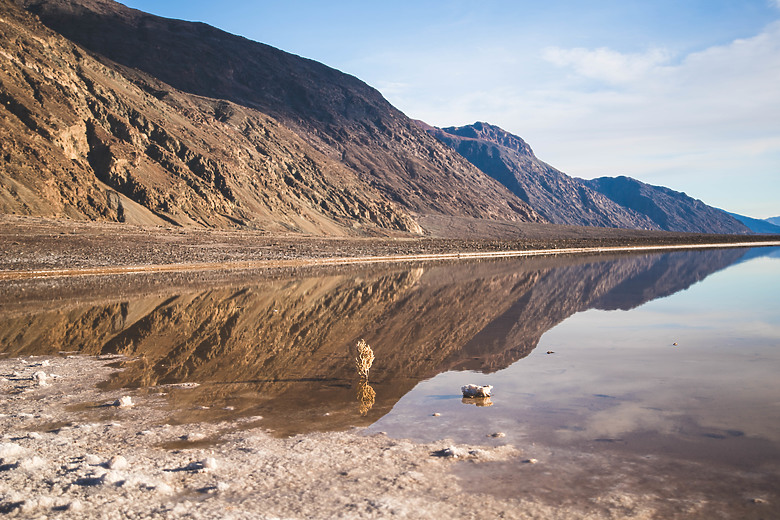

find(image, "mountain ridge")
[12,0,544,232]
[424,122,750,234]
[726,212,780,234]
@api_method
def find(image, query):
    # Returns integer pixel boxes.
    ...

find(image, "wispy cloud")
[542,46,673,84]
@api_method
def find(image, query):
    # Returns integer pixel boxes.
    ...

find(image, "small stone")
[523,458,539,464]
[489,432,506,438]
[461,384,493,398]
[101,470,122,485]
[113,396,134,408]
[85,454,102,465]
[18,456,45,471]
[673,342,678,346]
[751,497,767,504]
[68,500,84,512]
[154,482,174,495]
[201,457,218,470]
[32,371,48,386]
[107,455,128,470]
[546,350,555,354]
[181,433,205,442]
[432,413,441,417]
[433,446,464,458]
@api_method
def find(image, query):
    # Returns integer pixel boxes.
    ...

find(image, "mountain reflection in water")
[0,248,753,436]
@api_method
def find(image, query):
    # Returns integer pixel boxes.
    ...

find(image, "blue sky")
[122,1,780,218]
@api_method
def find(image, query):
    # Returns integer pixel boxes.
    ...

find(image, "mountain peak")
[439,122,535,157]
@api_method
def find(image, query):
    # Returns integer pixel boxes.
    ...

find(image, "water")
[1,246,779,515]
[369,250,780,467]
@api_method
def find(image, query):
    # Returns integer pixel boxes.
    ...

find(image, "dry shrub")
[354,339,374,378]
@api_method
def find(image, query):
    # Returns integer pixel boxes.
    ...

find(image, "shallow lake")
[1,245,779,515]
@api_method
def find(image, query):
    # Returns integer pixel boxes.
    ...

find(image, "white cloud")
[542,46,673,84]
[366,17,780,216]
[513,21,780,215]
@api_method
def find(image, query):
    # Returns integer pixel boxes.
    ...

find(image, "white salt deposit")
[108,455,128,470]
[201,457,218,470]
[461,384,493,398]
[32,370,49,386]
[0,442,24,459]
[85,454,102,465]
[114,395,134,408]
[20,455,45,471]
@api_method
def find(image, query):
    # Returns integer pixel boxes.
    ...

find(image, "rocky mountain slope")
[2,0,542,234]
[727,212,780,234]
[423,122,657,229]
[583,176,750,234]
[425,122,750,234]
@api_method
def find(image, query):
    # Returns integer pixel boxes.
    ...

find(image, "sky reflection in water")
[368,248,780,470]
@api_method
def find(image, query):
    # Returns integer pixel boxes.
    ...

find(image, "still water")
[1,246,779,514]
[370,248,780,464]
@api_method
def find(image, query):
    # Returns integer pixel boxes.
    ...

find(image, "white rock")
[85,454,102,465]
[461,384,493,398]
[113,396,134,408]
[201,457,218,470]
[181,432,205,442]
[101,470,123,485]
[107,455,128,470]
[32,371,48,386]
[19,456,45,470]
[27,432,42,440]
[435,446,465,458]
[0,442,24,459]
[154,482,174,495]
[68,500,84,512]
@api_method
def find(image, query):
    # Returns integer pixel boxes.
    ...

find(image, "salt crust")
[0,355,669,519]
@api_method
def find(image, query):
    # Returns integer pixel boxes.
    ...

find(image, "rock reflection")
[461,397,493,407]
[0,247,750,435]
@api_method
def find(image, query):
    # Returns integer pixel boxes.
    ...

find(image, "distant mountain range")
[424,122,750,234]
[726,212,780,234]
[0,0,771,236]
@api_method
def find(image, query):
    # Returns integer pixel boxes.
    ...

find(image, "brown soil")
[1,215,776,275]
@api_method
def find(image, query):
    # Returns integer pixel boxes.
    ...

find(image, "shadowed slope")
[17,0,544,229]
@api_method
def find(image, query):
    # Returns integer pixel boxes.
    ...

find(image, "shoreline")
[1,238,778,281]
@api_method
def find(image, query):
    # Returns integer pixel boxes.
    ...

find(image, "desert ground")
[1,215,779,519]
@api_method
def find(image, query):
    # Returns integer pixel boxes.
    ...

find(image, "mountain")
[3,0,542,234]
[424,122,750,234]
[766,216,780,226]
[422,122,657,229]
[583,176,750,234]
[727,212,780,234]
